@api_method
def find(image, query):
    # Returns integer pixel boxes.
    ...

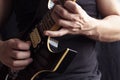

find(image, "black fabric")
[14,0,101,80]
[97,41,120,80]
[14,0,40,32]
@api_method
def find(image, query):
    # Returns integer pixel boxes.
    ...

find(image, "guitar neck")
[36,11,55,36]
[33,0,76,36]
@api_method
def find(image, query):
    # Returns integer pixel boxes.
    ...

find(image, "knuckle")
[9,39,21,48]
[60,10,66,16]
[86,31,93,36]
[15,42,21,48]
[56,19,62,25]
[72,28,76,32]
[10,61,17,68]
[9,38,19,43]
[72,4,78,11]
[14,52,20,59]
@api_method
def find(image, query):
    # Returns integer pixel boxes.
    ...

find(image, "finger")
[11,50,31,60]
[9,39,31,50]
[44,28,69,37]
[52,11,82,29]
[52,11,70,27]
[64,1,83,13]
[53,5,76,21]
[9,58,33,68]
[71,28,81,32]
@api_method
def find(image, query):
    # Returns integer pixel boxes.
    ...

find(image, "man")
[0,0,120,80]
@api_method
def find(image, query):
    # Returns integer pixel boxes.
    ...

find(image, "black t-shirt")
[14,0,101,80]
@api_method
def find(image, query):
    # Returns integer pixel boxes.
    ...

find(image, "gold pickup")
[30,27,41,48]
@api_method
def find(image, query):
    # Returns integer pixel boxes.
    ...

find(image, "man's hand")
[44,1,98,37]
[0,38,33,71]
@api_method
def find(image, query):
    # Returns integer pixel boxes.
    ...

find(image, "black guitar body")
[18,41,77,80]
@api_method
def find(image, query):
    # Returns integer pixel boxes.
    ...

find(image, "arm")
[0,0,13,27]
[45,0,120,42]
[93,0,120,42]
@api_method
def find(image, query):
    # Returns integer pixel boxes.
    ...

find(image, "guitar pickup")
[30,27,41,48]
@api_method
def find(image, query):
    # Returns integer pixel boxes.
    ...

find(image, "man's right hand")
[0,38,33,71]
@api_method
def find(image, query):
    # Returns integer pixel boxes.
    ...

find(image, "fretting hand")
[45,1,97,37]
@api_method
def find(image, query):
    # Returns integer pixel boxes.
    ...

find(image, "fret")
[44,16,51,30]
[45,11,54,29]
[46,19,52,29]
[38,23,44,34]
[47,12,55,29]
[37,14,47,33]
[37,23,42,31]
[42,12,51,30]
[49,12,55,24]
[38,11,54,32]
[39,23,49,37]
[43,18,49,30]
[46,12,51,29]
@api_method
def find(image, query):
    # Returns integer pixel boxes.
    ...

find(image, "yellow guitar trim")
[31,48,70,80]
[47,36,55,52]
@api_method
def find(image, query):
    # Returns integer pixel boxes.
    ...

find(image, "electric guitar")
[0,0,77,80]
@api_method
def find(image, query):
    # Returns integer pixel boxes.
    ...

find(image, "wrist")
[84,18,101,41]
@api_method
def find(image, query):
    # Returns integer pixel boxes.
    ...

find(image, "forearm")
[90,15,120,42]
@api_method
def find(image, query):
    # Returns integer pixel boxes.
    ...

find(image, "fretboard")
[36,11,55,36]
